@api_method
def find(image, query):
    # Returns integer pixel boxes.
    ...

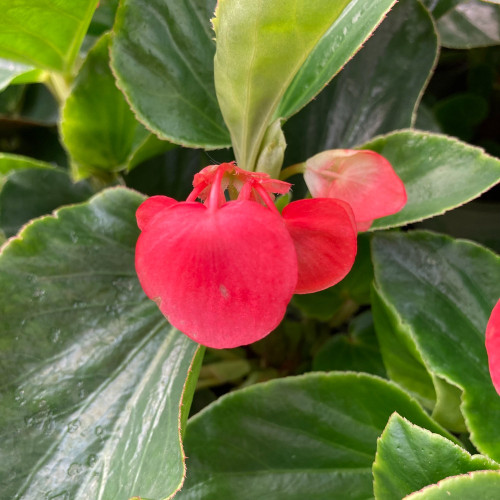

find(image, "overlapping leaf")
[284,0,438,162]
[213,0,396,174]
[373,414,499,500]
[111,0,230,149]
[62,35,172,177]
[177,372,454,499]
[0,0,99,72]
[0,188,200,499]
[372,231,500,460]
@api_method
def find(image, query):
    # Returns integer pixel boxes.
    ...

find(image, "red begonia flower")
[135,162,357,348]
[486,299,500,396]
[303,149,407,231]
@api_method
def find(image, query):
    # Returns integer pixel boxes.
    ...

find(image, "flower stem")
[279,162,306,181]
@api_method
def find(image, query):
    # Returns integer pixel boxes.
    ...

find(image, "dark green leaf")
[372,231,500,459]
[0,187,200,499]
[0,0,99,72]
[313,311,387,377]
[0,168,93,237]
[360,130,500,230]
[111,0,230,149]
[422,0,464,18]
[283,0,437,163]
[177,372,455,500]
[437,1,500,49]
[62,35,172,177]
[373,414,499,500]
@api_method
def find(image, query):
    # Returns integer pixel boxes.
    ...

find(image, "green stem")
[45,72,72,105]
[280,162,306,181]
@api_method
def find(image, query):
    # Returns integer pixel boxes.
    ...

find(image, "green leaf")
[0,153,54,181]
[0,168,93,237]
[213,0,396,174]
[371,231,500,459]
[0,187,200,499]
[437,1,500,49]
[312,311,387,377]
[0,58,44,92]
[283,0,438,163]
[373,414,499,500]
[0,0,99,73]
[177,372,455,500]
[360,130,500,230]
[111,0,230,149]
[404,471,500,500]
[62,35,172,177]
[421,0,464,18]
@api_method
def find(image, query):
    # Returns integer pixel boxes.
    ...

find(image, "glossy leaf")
[312,311,386,377]
[177,372,454,499]
[0,0,99,72]
[0,58,43,92]
[0,187,200,499]
[0,168,93,237]
[111,0,230,149]
[437,1,500,49]
[62,35,172,177]
[360,130,500,230]
[283,0,437,163]
[372,231,500,460]
[213,0,396,173]
[405,471,500,500]
[373,414,499,500]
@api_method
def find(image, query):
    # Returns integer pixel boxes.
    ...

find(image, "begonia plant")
[0,0,500,499]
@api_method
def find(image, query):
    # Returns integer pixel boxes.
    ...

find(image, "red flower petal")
[135,200,298,348]
[282,198,357,294]
[304,150,407,226]
[136,195,178,231]
[486,299,500,396]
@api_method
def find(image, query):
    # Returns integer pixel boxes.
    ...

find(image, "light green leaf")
[283,0,438,162]
[0,58,44,92]
[360,130,500,230]
[0,153,54,181]
[373,414,499,500]
[177,372,455,500]
[111,0,230,149]
[437,0,500,49]
[62,35,173,178]
[0,168,93,237]
[0,187,200,499]
[213,0,396,174]
[0,0,99,73]
[372,231,500,459]
[404,471,500,499]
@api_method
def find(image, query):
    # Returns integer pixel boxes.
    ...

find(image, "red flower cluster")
[135,162,357,348]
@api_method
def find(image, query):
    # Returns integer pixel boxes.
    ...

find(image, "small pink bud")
[486,299,500,396]
[304,149,407,231]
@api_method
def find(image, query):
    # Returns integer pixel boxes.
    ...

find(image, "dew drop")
[67,419,80,433]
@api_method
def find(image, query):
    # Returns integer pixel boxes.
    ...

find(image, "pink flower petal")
[136,195,178,231]
[282,198,357,294]
[486,299,500,396]
[304,149,407,225]
[135,200,298,348]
